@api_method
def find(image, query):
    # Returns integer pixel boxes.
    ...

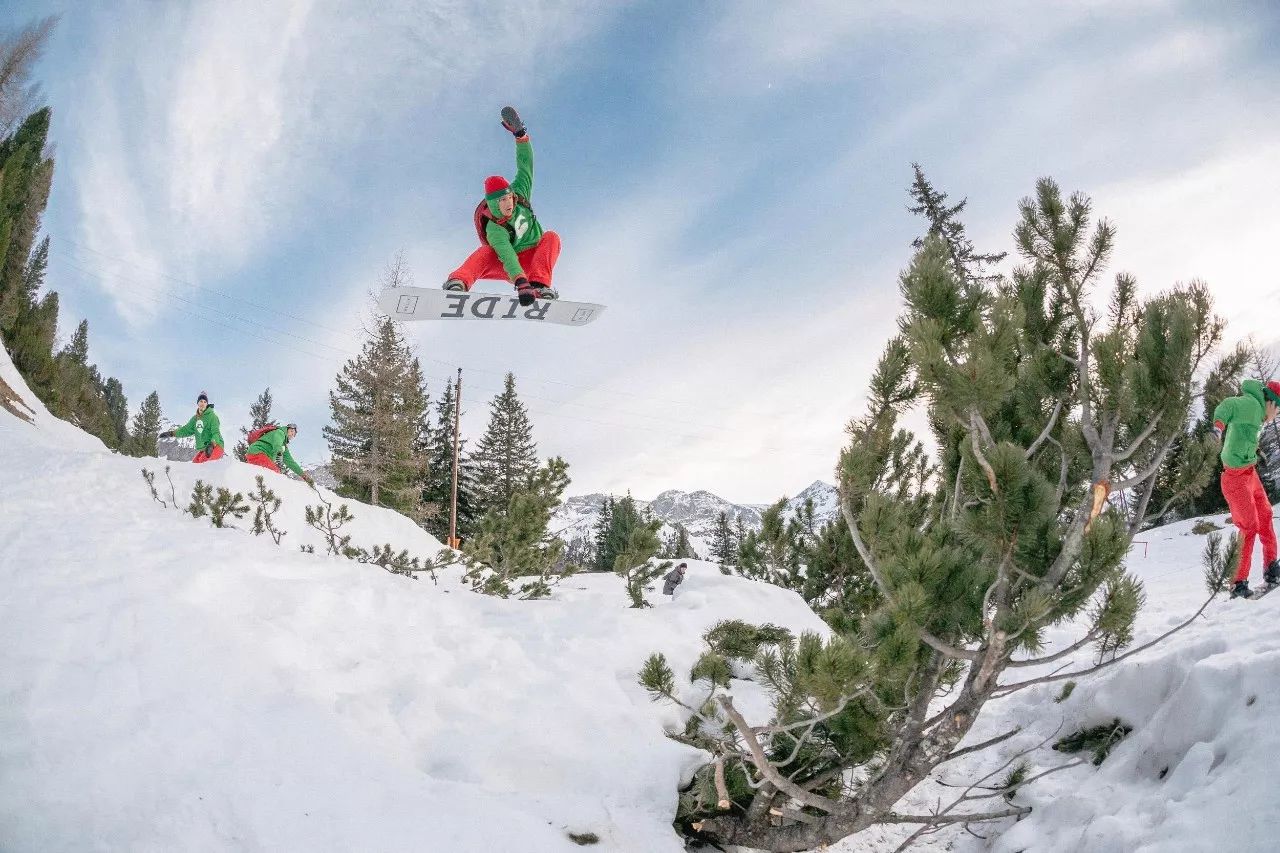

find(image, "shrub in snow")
[186,480,249,529]
[249,476,286,544]
[463,457,574,600]
[613,517,668,608]
[641,179,1234,851]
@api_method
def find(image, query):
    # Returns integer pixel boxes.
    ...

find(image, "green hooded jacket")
[483,138,544,280]
[247,426,304,477]
[173,405,223,453]
[1213,379,1269,469]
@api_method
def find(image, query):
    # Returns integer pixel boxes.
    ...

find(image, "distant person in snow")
[663,563,688,596]
[1213,379,1280,598]
[159,390,223,462]
[442,106,561,307]
[244,422,313,485]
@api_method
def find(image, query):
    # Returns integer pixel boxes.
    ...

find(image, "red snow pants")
[245,452,281,474]
[193,445,225,463]
[448,230,561,289]
[1221,464,1277,582]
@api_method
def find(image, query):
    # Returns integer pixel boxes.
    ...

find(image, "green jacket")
[174,406,223,452]
[247,426,304,477]
[1213,379,1267,469]
[485,138,544,280]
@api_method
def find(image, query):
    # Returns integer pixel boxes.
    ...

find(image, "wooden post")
[448,368,462,549]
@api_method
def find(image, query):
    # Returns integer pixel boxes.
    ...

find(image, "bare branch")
[718,696,842,815]
[1112,412,1164,463]
[995,586,1219,696]
[1005,629,1101,668]
[1025,399,1064,460]
[940,726,1022,764]
[883,806,1029,827]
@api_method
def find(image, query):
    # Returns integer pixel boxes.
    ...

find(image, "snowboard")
[1248,583,1279,600]
[378,286,605,327]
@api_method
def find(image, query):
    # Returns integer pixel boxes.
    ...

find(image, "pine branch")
[840,498,981,662]
[994,586,1218,696]
[717,695,842,815]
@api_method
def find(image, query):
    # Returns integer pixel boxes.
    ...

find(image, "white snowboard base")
[378,287,605,327]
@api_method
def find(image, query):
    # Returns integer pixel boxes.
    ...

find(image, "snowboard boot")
[531,281,558,301]
[1266,560,1280,586]
[442,279,467,293]
[1231,579,1252,599]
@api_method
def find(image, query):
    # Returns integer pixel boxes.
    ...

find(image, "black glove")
[159,430,176,439]
[501,106,526,138]
[514,276,534,307]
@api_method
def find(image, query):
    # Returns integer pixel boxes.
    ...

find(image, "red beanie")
[484,175,510,197]
[1267,380,1280,403]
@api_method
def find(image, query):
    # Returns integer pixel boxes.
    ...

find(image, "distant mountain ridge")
[552,481,840,559]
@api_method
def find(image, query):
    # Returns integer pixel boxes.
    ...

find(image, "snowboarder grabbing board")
[444,107,562,307]
[382,106,604,326]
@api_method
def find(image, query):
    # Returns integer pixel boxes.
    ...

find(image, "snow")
[4,337,1278,852]
[0,346,826,852]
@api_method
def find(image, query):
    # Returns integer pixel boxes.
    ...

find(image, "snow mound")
[0,343,104,452]
[0,346,827,852]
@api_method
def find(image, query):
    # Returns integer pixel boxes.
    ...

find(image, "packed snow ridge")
[3,342,1278,852]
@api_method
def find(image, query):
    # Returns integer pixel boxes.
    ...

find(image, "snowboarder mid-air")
[160,390,224,463]
[1212,378,1280,598]
[442,107,561,307]
[244,422,313,485]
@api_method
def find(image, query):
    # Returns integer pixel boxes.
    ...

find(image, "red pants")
[1222,464,1277,582]
[448,230,560,289]
[245,452,281,474]
[193,445,224,463]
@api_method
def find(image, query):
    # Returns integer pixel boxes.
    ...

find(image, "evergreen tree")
[737,498,804,589]
[590,496,616,572]
[907,162,1006,285]
[595,494,644,573]
[101,376,128,448]
[471,372,539,519]
[0,17,57,136]
[661,523,697,559]
[234,387,274,461]
[710,511,734,564]
[7,288,55,392]
[420,379,477,541]
[126,391,163,457]
[643,180,1228,850]
[47,318,117,445]
[731,516,746,567]
[0,107,53,334]
[463,457,571,599]
[323,310,430,518]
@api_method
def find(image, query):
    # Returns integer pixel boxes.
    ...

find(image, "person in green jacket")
[244,422,313,485]
[443,106,561,307]
[160,390,224,462]
[1212,378,1280,597]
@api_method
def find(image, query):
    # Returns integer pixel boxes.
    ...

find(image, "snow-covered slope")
[0,347,827,852]
[553,481,840,558]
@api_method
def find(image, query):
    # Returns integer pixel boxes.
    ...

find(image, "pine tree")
[0,17,57,136]
[126,391,163,458]
[595,494,643,573]
[7,288,55,394]
[731,516,746,567]
[463,457,571,598]
[471,372,538,519]
[101,376,129,449]
[323,306,430,518]
[737,498,804,589]
[420,379,477,541]
[907,163,1006,286]
[234,387,274,461]
[710,511,733,564]
[661,523,697,559]
[0,107,53,334]
[646,179,1229,850]
[590,496,616,572]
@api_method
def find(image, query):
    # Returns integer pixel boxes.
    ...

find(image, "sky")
[10,0,1280,503]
